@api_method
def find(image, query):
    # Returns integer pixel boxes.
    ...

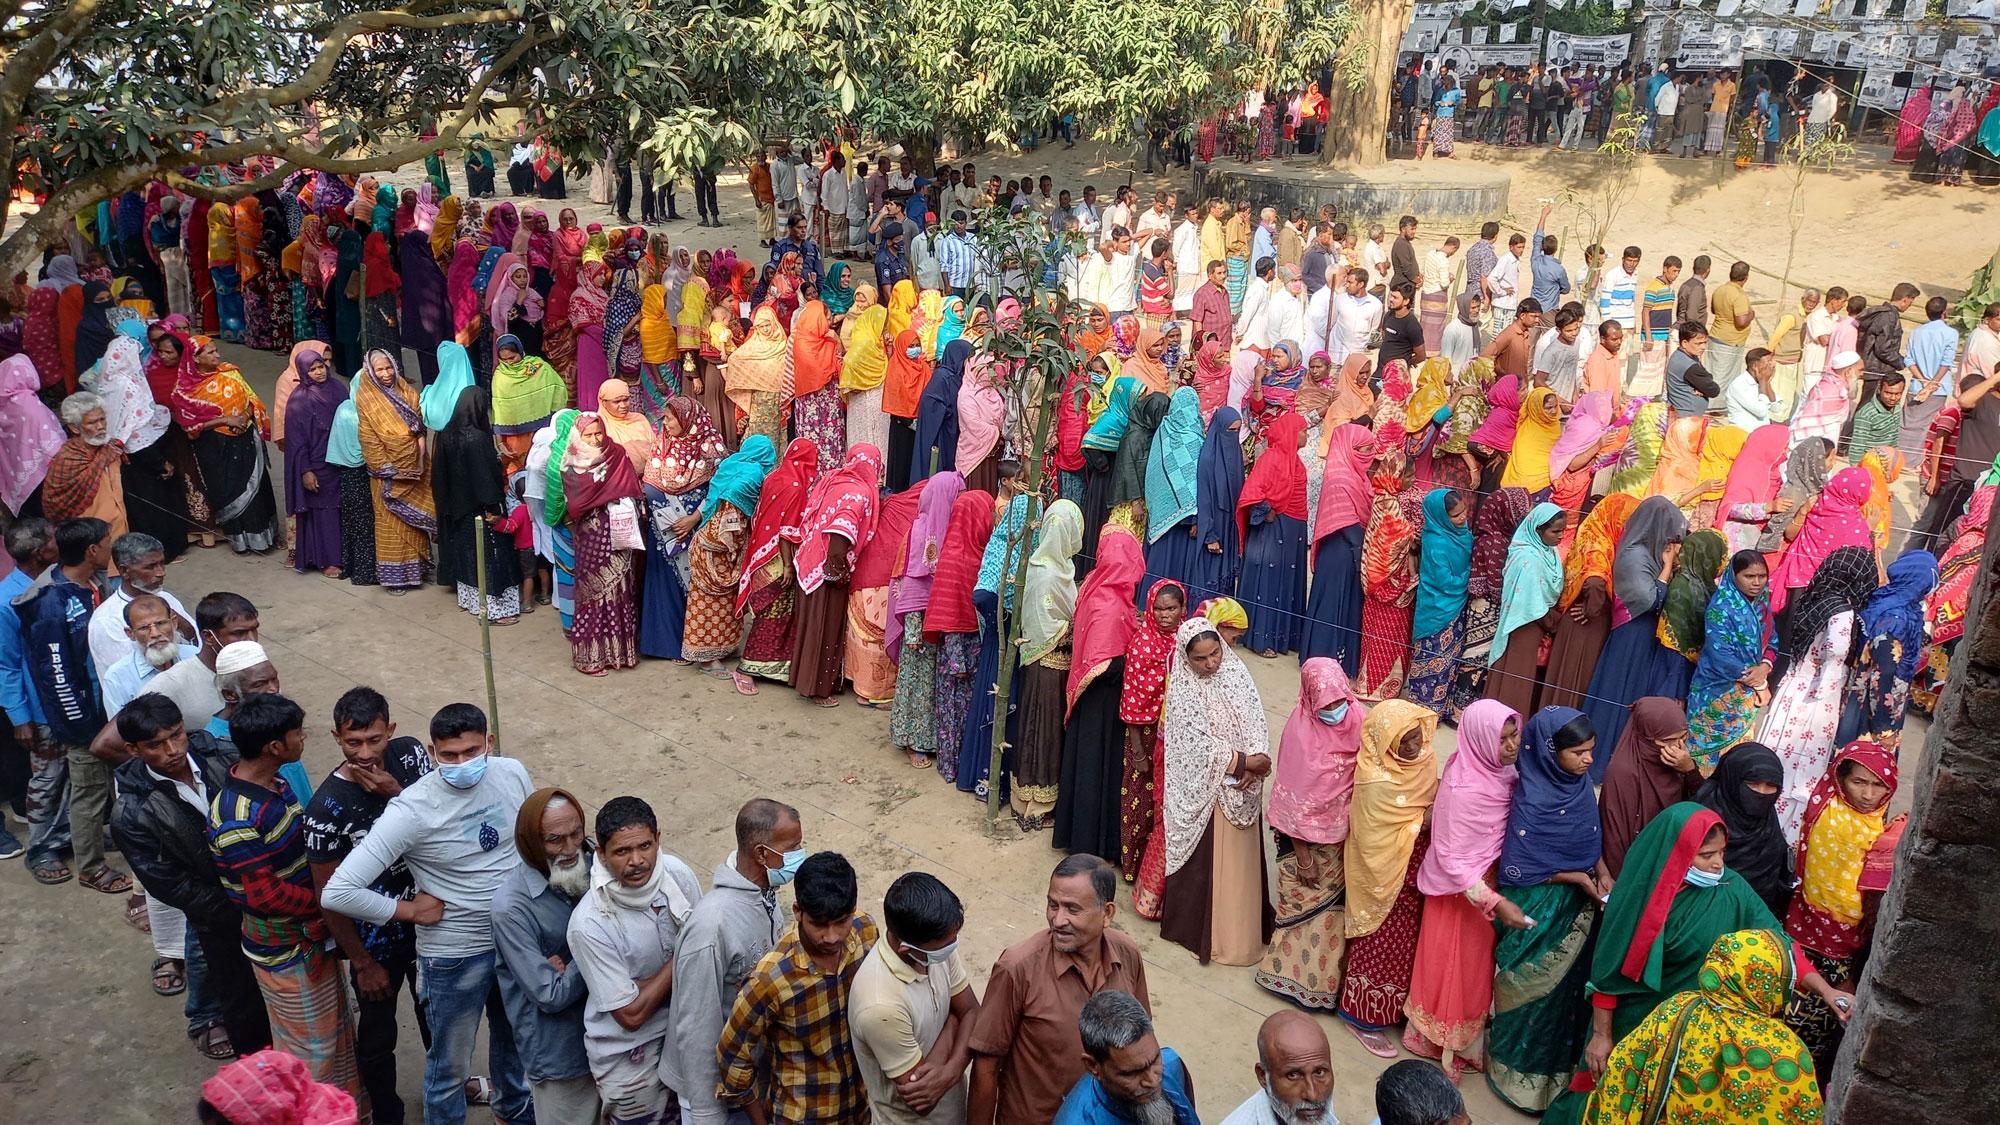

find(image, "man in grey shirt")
[493,787,598,1125]
[771,142,799,220]
[1664,322,1723,417]
[667,798,803,1124]
[322,703,534,1125]
[566,795,702,1125]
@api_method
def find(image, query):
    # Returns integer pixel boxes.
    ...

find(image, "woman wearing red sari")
[1355,426,1424,700]
[1117,579,1186,883]
[786,444,885,705]
[736,437,820,683]
[560,412,645,676]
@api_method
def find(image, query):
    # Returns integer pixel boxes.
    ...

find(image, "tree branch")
[210,3,519,118]
[0,0,108,115]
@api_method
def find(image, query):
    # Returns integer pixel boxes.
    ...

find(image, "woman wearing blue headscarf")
[1077,371,1139,578]
[1139,387,1206,611]
[910,339,968,485]
[1405,488,1475,710]
[683,434,777,691]
[1836,549,1938,748]
[1188,406,1246,607]
[326,378,377,585]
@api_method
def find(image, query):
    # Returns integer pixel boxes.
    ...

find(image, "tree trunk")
[1319,0,1410,168]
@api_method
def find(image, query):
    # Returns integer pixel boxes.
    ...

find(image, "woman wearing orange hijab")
[881,319,931,491]
[792,298,847,473]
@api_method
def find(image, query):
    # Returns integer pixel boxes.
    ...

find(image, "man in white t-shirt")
[86,532,193,672]
[1077,228,1144,316]
[1328,267,1383,364]
[848,872,977,1125]
[1170,203,1204,314]
[1134,190,1175,243]
[1103,185,1136,239]
[1489,233,1527,331]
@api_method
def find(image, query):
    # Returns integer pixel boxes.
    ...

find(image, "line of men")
[1,518,1468,1124]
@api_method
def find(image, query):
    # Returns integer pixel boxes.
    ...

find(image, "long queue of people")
[3,151,1996,1123]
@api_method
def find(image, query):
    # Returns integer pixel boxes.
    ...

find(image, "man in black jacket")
[1856,282,1920,398]
[108,693,271,1060]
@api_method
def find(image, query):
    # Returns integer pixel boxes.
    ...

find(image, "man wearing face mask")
[146,590,259,739]
[667,798,803,1125]
[849,871,979,1124]
[493,787,599,1125]
[323,702,535,1125]
[1218,1010,1338,1124]
[86,532,195,672]
[565,795,701,1125]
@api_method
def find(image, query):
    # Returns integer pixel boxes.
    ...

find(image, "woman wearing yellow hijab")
[911,287,944,357]
[1648,414,1710,509]
[1499,386,1562,492]
[637,282,676,407]
[1339,699,1441,1056]
[1689,423,1747,526]
[430,195,462,266]
[886,278,918,343]
[841,289,891,456]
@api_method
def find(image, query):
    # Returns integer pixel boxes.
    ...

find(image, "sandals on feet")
[152,957,187,996]
[28,854,71,885]
[82,864,134,895]
[125,892,151,930]
[730,670,759,696]
[1344,1022,1400,1059]
[193,1023,236,1061]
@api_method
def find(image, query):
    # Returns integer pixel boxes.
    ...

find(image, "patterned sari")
[1686,576,1770,767]
[354,364,437,588]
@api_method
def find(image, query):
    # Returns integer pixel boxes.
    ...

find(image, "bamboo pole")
[474,514,501,743]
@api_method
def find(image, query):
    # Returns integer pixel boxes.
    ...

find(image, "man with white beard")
[87,533,195,673]
[567,795,702,1125]
[1218,1011,1339,1125]
[493,787,601,1125]
[1053,989,1198,1124]
[98,593,198,714]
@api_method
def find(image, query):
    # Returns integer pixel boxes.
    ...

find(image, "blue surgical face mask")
[438,752,489,790]
[904,345,923,359]
[1317,702,1350,725]
[763,846,808,887]
[901,938,959,967]
[1684,866,1723,889]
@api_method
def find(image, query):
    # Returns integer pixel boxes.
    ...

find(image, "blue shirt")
[1530,226,1571,310]
[1054,1046,1199,1125]
[1252,224,1276,269]
[0,567,47,726]
[1906,319,1960,397]
[1647,71,1670,110]
[101,642,200,715]
[939,231,978,288]
[874,244,910,294]
[1436,87,1462,119]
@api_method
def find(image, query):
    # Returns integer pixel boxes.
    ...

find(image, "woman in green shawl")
[1655,528,1727,699]
[490,332,567,473]
[820,261,856,316]
[541,408,582,628]
[1539,802,1852,1125]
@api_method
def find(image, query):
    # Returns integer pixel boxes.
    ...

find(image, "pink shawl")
[446,239,482,333]
[887,469,965,660]
[955,353,1006,471]
[1547,390,1613,481]
[1468,373,1523,451]
[0,354,65,513]
[1416,697,1520,897]
[1312,422,1377,544]
[1267,657,1364,845]
[1769,465,1874,611]
[792,444,885,594]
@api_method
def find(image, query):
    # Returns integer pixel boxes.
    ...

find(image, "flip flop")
[1344,1022,1400,1059]
[730,671,760,696]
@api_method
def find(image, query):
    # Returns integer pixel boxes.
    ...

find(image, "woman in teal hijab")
[421,340,477,430]
[327,377,379,585]
[1487,501,1567,717]
[1078,374,1139,577]
[820,261,856,316]
[934,295,967,354]
[1407,488,1474,709]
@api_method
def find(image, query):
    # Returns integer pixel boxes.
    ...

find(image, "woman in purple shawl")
[283,347,348,575]
[888,470,966,766]
[397,212,452,386]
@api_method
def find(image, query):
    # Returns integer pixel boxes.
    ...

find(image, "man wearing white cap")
[209,639,315,803]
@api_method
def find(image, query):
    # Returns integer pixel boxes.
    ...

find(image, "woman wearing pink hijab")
[954,351,1007,494]
[0,354,65,516]
[1767,464,1876,614]
[1256,657,1365,1008]
[1403,697,1524,1075]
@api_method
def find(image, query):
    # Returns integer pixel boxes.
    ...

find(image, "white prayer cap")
[1831,350,1861,370]
[214,641,271,676]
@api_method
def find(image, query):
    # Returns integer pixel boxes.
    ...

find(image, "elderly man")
[849,871,979,1124]
[302,687,435,1125]
[669,798,802,1125]
[1052,989,1197,1124]
[202,640,311,802]
[566,794,701,1125]
[1373,1060,1467,1125]
[493,788,598,1125]
[1218,1011,1337,1124]
[109,693,272,1062]
[322,703,535,1125]
[42,391,129,543]
[86,532,195,672]
[967,854,1150,1125]
[98,593,197,715]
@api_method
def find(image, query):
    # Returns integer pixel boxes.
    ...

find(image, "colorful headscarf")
[1118,579,1187,726]
[1768,465,1873,611]
[1498,705,1604,886]
[643,396,726,495]
[1344,700,1439,939]
[1266,657,1364,844]
[1412,488,1473,639]
[1020,499,1084,664]
[922,489,997,640]
[792,444,885,595]
[1658,529,1728,657]
[1490,501,1567,666]
[1066,525,1145,714]
[698,433,776,526]
[1854,550,1933,679]
[1143,387,1205,543]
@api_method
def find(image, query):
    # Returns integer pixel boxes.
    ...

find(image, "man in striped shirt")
[208,692,366,1116]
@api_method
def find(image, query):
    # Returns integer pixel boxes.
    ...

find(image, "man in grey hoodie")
[664,798,804,1123]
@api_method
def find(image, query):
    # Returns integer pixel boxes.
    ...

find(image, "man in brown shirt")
[966,855,1149,1125]
[747,149,777,248]
[1481,296,1544,380]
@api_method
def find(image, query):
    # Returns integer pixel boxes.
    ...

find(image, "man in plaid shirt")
[716,852,878,1124]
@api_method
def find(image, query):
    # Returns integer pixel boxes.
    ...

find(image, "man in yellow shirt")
[1707,73,1737,155]
[1707,259,1757,382]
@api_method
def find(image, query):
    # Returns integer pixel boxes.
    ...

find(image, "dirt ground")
[0,137,1946,1123]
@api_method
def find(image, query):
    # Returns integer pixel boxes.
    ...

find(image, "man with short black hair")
[1217,1010,1336,1124]
[87,531,193,671]
[1053,988,1197,1124]
[1705,259,1757,381]
[1676,254,1711,328]
[1901,293,1960,457]
[671,797,804,1125]
[717,851,880,1124]
[1532,304,1585,401]
[967,854,1149,1125]
[111,693,272,1061]
[0,516,59,866]
[567,794,702,1124]
[850,871,979,1123]
[1664,321,1721,417]
[302,686,434,1124]
[1389,215,1420,291]
[1378,282,1426,371]
[322,702,534,1125]
[146,590,258,737]
[1374,1059,1468,1125]
[1463,221,1499,305]
[208,692,367,1113]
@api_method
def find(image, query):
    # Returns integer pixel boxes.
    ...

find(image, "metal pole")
[474,514,501,743]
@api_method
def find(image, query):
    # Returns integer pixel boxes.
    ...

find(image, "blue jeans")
[182,931,224,1035]
[419,950,532,1125]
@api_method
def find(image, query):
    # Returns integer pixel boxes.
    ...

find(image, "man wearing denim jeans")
[324,702,535,1125]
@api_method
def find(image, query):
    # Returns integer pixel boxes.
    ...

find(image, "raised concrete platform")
[1193,158,1510,223]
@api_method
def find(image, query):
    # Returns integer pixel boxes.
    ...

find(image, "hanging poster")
[1810,30,1843,56]
[1858,67,1906,110]
[1544,32,1635,67]
[1676,27,1747,67]
[1916,32,1942,58]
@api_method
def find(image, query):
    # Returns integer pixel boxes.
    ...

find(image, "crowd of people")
[2,131,1995,1125]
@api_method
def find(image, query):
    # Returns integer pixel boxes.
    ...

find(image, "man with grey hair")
[87,531,195,672]
[1052,989,1197,1124]
[1252,207,1278,275]
[667,797,803,1123]
[1219,1010,1338,1124]
[1373,1060,1467,1125]
[43,391,127,542]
